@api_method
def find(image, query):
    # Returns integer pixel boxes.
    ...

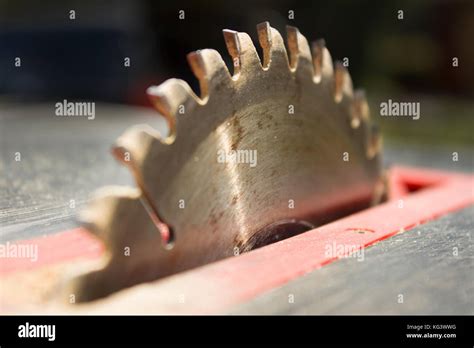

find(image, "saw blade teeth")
[256,21,289,70]
[78,186,141,241]
[352,89,370,128]
[334,61,354,102]
[286,25,313,75]
[367,124,382,159]
[187,50,209,99]
[223,29,262,77]
[84,166,174,251]
[311,38,334,83]
[286,25,299,70]
[187,49,232,100]
[256,21,272,68]
[147,78,200,137]
[73,187,170,302]
[371,171,388,205]
[112,124,163,171]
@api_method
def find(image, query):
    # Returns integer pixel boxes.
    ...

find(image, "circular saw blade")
[72,22,384,302]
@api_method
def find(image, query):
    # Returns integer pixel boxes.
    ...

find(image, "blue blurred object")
[0,28,135,102]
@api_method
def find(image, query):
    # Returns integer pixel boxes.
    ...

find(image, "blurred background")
[1,0,473,144]
[0,0,473,241]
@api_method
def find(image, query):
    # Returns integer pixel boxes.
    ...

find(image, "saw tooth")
[78,186,142,244]
[74,187,171,302]
[286,25,313,75]
[371,171,389,205]
[334,61,354,102]
[311,39,334,83]
[111,126,175,248]
[147,78,200,139]
[256,21,272,68]
[187,49,232,100]
[187,51,209,99]
[256,21,290,70]
[112,124,162,169]
[367,124,382,159]
[286,26,298,70]
[351,89,370,128]
[223,29,262,77]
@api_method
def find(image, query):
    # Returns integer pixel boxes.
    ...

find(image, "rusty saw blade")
[70,22,384,302]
